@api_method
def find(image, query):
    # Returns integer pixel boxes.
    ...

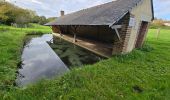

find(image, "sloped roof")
[45,0,143,26]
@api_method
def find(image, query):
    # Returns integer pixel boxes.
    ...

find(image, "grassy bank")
[0,25,170,99]
[0,24,51,98]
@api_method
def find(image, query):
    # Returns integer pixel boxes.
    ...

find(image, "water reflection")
[16,34,103,86]
[16,34,69,87]
[50,36,103,68]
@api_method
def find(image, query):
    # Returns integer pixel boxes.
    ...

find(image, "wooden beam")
[73,33,76,43]
[58,26,63,40]
[114,28,121,41]
[111,25,122,29]
[111,25,122,41]
[71,25,80,43]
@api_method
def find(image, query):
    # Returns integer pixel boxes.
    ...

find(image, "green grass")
[0,25,170,99]
[149,24,170,30]
[0,24,51,98]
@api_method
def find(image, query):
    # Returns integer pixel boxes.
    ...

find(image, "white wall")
[125,0,153,52]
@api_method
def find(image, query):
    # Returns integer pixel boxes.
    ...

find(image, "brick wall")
[112,13,133,55]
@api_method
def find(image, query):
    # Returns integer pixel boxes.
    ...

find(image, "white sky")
[5,0,170,20]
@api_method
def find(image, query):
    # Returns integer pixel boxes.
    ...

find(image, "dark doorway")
[135,21,149,48]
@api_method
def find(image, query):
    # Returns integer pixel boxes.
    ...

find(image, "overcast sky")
[5,0,170,20]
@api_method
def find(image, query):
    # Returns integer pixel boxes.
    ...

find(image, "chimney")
[60,10,65,16]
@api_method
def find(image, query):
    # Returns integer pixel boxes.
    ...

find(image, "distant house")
[45,0,154,58]
[164,23,170,26]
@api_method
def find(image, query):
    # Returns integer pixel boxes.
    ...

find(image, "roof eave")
[109,11,129,27]
[44,23,111,26]
[151,0,154,20]
[109,0,144,27]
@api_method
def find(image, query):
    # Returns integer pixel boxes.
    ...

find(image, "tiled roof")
[45,0,143,26]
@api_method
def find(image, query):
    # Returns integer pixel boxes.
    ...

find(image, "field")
[0,25,170,99]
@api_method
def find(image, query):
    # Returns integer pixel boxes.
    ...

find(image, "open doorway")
[135,21,149,48]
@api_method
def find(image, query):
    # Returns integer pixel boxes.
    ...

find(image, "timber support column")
[73,33,76,43]
[71,25,79,43]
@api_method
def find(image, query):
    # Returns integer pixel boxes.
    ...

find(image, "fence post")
[156,28,161,40]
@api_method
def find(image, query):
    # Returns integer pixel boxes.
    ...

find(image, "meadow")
[0,24,169,99]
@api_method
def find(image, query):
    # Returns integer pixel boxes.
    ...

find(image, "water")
[16,34,103,86]
[50,36,104,68]
[16,34,69,87]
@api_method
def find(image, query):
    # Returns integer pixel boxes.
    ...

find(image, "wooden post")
[156,28,161,40]
[73,33,76,43]
[58,26,63,42]
[58,26,62,36]
[71,25,79,43]
[115,28,121,41]
[111,25,122,41]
